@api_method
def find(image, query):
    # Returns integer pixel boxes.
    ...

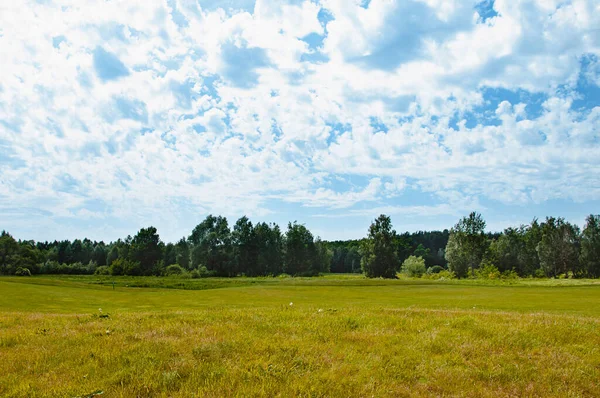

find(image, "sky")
[0,0,599,243]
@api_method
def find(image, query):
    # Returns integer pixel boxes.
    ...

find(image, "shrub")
[401,256,426,278]
[502,269,519,280]
[534,269,546,278]
[423,270,456,280]
[165,264,185,276]
[427,265,445,274]
[474,262,501,279]
[109,259,141,276]
[15,267,31,276]
[198,266,216,278]
[95,266,111,275]
[190,269,201,279]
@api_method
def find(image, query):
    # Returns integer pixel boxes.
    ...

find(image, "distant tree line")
[0,216,330,277]
[1,212,599,279]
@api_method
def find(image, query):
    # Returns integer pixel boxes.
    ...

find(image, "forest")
[1,213,599,279]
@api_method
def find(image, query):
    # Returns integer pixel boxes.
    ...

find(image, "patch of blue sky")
[220,41,270,88]
[325,121,352,145]
[301,32,325,50]
[271,119,283,142]
[317,7,334,27]
[170,78,200,109]
[192,124,206,134]
[52,35,66,48]
[93,47,129,81]
[115,97,148,123]
[369,116,389,133]
[161,132,177,148]
[300,51,329,64]
[349,3,436,71]
[479,196,600,232]
[359,0,372,9]
[383,95,415,113]
[571,54,600,111]
[475,0,498,23]
[197,0,255,14]
[167,0,189,28]
[449,87,547,130]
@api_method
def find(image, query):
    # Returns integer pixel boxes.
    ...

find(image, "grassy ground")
[1,275,600,397]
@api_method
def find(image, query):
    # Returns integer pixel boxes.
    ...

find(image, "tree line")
[1,212,599,278]
[0,216,330,277]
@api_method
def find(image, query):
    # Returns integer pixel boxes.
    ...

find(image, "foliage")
[165,264,185,276]
[129,227,163,275]
[94,265,110,275]
[401,256,426,278]
[474,262,501,279]
[537,217,580,277]
[580,215,600,277]
[422,270,456,280]
[284,222,317,276]
[14,267,31,276]
[445,212,487,278]
[189,215,233,276]
[109,258,141,276]
[426,265,444,274]
[361,215,400,278]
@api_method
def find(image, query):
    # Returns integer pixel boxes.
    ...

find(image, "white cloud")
[0,0,599,240]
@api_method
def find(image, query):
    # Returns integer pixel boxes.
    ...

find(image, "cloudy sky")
[1,0,599,243]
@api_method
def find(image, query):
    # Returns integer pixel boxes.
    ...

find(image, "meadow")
[1,275,600,397]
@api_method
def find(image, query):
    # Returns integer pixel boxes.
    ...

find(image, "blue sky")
[1,0,599,243]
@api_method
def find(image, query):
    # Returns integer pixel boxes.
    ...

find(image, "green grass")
[1,275,600,397]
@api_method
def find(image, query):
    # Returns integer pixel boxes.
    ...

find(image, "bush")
[474,262,501,279]
[109,258,142,276]
[423,270,456,280]
[95,265,111,275]
[401,256,427,278]
[165,264,185,276]
[190,269,201,279]
[15,267,31,276]
[198,266,216,278]
[39,260,94,275]
[534,269,546,278]
[502,269,519,280]
[427,265,445,274]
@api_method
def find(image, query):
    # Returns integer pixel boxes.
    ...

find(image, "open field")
[1,275,600,397]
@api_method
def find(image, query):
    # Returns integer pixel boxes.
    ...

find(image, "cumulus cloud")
[0,0,599,241]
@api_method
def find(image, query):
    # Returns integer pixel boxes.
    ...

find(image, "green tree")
[0,231,19,275]
[232,216,258,276]
[175,238,190,269]
[401,255,426,277]
[254,222,283,276]
[163,243,177,267]
[106,246,119,266]
[313,238,332,274]
[129,226,164,275]
[92,243,107,266]
[580,215,600,277]
[361,214,399,278]
[189,215,233,276]
[537,217,580,277]
[284,222,316,276]
[445,212,487,278]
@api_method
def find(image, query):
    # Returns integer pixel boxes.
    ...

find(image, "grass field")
[1,275,600,397]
